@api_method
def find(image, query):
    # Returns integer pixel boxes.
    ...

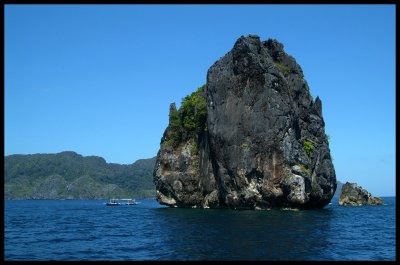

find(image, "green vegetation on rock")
[164,85,207,148]
[274,61,289,75]
[298,164,310,174]
[303,139,314,156]
[189,140,199,155]
[302,79,314,101]
[305,82,310,95]
[326,134,331,143]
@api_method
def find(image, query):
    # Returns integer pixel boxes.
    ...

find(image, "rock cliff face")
[154,35,336,209]
[339,182,384,206]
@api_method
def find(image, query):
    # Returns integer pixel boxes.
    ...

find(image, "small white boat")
[106,198,120,206]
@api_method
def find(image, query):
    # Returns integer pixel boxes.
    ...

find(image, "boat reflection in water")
[105,198,139,206]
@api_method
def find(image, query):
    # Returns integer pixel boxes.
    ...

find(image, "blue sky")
[5,5,395,196]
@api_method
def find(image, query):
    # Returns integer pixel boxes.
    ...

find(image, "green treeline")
[164,85,207,148]
[4,151,156,199]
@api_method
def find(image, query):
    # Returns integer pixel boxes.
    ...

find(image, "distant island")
[4,151,156,199]
[333,181,344,197]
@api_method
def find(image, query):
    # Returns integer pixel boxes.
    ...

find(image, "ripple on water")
[4,198,396,261]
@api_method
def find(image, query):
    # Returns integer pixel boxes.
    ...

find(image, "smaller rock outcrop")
[338,182,384,206]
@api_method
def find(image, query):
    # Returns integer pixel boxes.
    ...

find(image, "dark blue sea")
[4,196,396,261]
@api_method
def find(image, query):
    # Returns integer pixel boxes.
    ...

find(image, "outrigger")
[106,198,120,206]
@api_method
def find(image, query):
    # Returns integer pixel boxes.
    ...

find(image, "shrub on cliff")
[165,85,207,147]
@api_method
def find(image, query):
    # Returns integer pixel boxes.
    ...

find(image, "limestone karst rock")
[154,35,336,209]
[339,182,384,206]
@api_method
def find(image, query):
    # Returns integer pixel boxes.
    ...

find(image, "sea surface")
[4,196,396,261]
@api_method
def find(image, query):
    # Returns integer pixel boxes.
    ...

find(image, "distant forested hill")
[334,181,344,197]
[4,151,156,199]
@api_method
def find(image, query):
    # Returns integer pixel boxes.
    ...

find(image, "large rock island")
[339,182,384,206]
[154,35,336,209]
